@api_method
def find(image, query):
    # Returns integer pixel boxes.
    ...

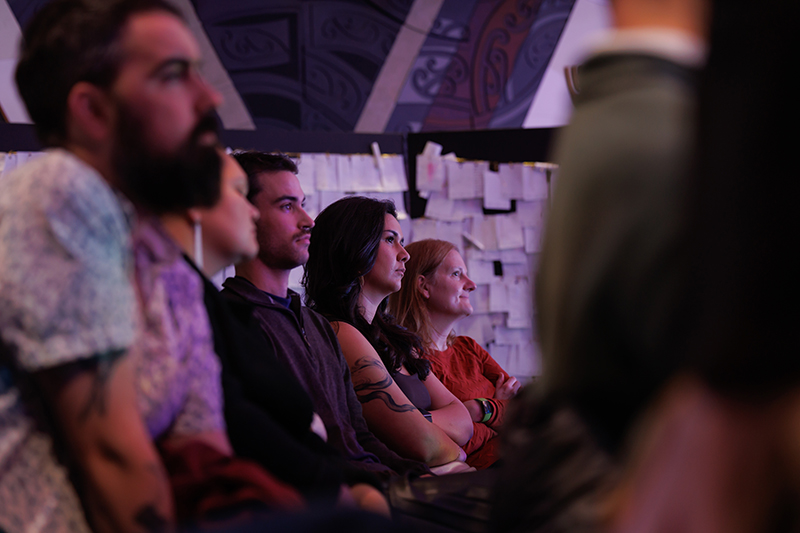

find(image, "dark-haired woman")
[303,197,473,469]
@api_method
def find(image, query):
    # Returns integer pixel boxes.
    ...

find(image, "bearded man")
[0,1,226,531]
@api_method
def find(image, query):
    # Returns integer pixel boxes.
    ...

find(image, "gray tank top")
[392,371,432,411]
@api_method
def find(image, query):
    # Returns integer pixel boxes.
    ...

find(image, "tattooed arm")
[36,353,174,533]
[332,321,465,466]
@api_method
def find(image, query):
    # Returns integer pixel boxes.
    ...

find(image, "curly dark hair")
[303,196,430,378]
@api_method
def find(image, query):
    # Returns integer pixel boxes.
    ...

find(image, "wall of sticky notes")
[3,124,558,384]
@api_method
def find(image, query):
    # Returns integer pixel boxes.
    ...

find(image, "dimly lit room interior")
[2,0,796,531]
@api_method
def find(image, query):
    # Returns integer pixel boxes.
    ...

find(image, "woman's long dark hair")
[303,196,430,378]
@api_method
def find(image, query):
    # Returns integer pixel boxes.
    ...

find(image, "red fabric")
[160,440,304,528]
[427,336,510,469]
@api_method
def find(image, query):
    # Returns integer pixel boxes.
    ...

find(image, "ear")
[187,208,203,225]
[66,82,114,144]
[417,275,430,299]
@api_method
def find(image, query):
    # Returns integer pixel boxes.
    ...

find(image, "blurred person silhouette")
[492,0,711,531]
[0,1,228,531]
[609,0,800,530]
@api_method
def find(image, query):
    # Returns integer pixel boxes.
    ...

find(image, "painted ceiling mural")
[193,0,414,131]
[386,0,575,132]
[6,0,575,132]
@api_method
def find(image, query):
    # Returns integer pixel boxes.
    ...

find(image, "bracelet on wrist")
[476,398,493,424]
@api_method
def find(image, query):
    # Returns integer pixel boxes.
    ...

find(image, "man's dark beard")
[112,106,221,214]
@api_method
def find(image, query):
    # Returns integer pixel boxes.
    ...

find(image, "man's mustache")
[294,228,312,240]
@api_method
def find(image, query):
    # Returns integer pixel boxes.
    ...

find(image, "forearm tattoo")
[351,357,417,413]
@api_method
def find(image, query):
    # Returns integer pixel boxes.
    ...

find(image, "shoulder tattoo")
[351,357,417,413]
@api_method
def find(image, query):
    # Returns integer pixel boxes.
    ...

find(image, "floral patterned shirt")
[0,149,137,533]
[130,219,225,439]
